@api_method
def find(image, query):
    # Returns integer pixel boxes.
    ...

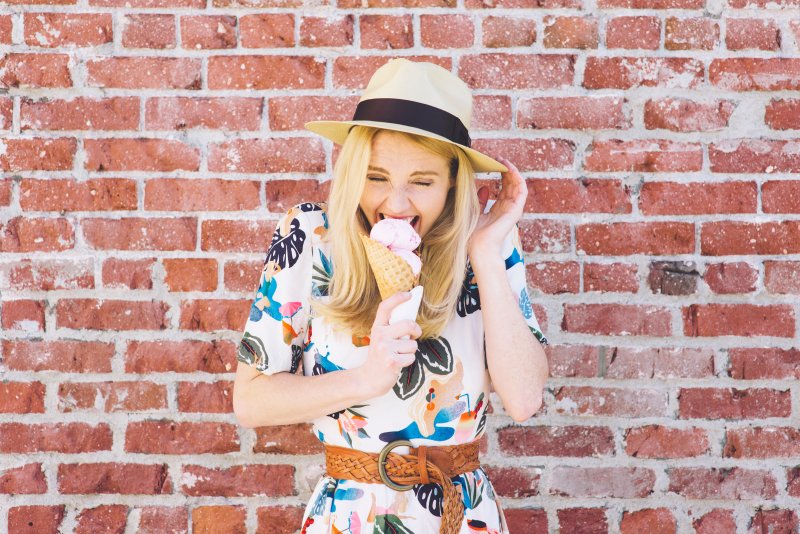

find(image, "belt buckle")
[378,440,415,491]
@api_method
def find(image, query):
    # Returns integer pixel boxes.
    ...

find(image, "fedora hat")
[305,58,508,173]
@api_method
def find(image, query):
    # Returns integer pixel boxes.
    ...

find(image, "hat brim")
[305,120,508,173]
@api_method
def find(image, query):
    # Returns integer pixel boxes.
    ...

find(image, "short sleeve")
[236,204,316,375]
[502,223,548,346]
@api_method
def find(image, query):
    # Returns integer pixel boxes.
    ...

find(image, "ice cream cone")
[359,233,418,300]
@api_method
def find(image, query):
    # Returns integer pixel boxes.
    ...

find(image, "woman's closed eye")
[367,176,432,187]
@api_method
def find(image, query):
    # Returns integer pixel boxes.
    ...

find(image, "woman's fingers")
[373,291,412,328]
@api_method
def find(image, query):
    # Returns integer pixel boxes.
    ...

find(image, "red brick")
[2,340,114,372]
[1,300,45,332]
[550,467,655,498]
[789,468,800,497]
[208,138,324,173]
[163,258,217,292]
[693,509,736,534]
[182,464,293,496]
[710,138,800,173]
[557,508,607,534]
[126,421,239,454]
[0,423,112,453]
[147,96,256,131]
[8,506,65,534]
[710,59,800,91]
[526,261,579,293]
[0,178,10,205]
[584,57,703,89]
[360,15,413,49]
[703,221,800,255]
[679,387,791,419]
[83,217,196,250]
[299,15,354,47]
[473,95,512,130]
[765,261,800,294]
[56,299,168,330]
[729,0,799,5]
[665,17,719,50]
[240,14,294,48]
[482,17,537,48]
[24,13,112,47]
[625,426,708,458]
[85,138,199,172]
[0,464,47,494]
[703,262,758,294]
[420,14,473,48]
[256,506,304,534]
[193,506,245,534]
[178,299,249,331]
[498,425,614,457]
[460,53,574,89]
[518,97,629,131]
[333,55,450,89]
[552,386,668,417]
[87,57,200,89]
[102,258,155,290]
[0,382,45,413]
[475,138,575,171]
[585,139,702,171]
[0,53,72,88]
[519,219,571,253]
[122,14,175,49]
[620,509,676,534]
[577,222,695,255]
[748,510,799,534]
[605,347,714,379]
[729,348,800,380]
[181,15,237,49]
[763,180,800,213]
[606,16,660,49]
[524,178,630,213]
[208,56,324,90]
[269,96,358,131]
[562,303,671,336]
[648,260,698,295]
[145,178,260,211]
[0,138,76,170]
[58,382,167,412]
[644,97,736,132]
[20,178,137,211]
[503,509,548,534]
[21,97,138,131]
[177,381,232,412]
[264,180,330,212]
[669,467,777,499]
[683,303,795,337]
[139,507,189,534]
[224,260,262,292]
[765,99,800,130]
[543,16,598,49]
[584,263,638,293]
[0,217,75,252]
[126,340,236,374]
[92,0,203,5]
[58,463,170,494]
[0,15,11,44]
[725,427,800,459]
[483,466,540,497]
[640,181,755,214]
[599,0,702,6]
[253,424,323,455]
[726,18,780,51]
[0,97,9,129]
[75,505,127,534]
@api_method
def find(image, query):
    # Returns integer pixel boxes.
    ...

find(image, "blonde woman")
[233,59,549,534]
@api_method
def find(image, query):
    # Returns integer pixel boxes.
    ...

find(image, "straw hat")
[305,58,508,173]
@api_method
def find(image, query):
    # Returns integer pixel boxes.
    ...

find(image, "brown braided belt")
[324,439,481,534]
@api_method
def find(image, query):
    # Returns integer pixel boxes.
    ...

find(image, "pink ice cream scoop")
[370,218,422,276]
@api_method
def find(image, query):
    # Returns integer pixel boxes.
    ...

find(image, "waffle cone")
[359,234,419,300]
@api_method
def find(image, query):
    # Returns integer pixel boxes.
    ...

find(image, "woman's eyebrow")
[367,165,440,177]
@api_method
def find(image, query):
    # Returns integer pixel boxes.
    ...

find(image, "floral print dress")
[237,202,548,534]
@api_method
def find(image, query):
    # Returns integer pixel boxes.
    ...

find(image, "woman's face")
[359,130,452,239]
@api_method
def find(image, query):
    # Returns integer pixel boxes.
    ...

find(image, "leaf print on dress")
[329,405,370,447]
[407,360,464,437]
[267,212,307,270]
[237,331,268,370]
[457,260,481,317]
[373,515,414,534]
[412,483,443,517]
[393,337,454,400]
[312,250,332,297]
[454,470,485,510]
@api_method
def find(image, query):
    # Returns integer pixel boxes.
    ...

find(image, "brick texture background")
[1,0,799,532]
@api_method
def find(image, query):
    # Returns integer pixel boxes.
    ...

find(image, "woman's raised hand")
[357,291,421,398]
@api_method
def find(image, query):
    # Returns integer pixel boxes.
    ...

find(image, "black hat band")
[351,98,471,148]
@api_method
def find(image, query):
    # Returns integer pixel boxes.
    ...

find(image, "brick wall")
[1,0,799,532]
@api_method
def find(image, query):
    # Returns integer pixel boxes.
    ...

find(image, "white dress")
[237,202,548,534]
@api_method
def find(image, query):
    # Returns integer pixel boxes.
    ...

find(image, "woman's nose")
[384,185,412,211]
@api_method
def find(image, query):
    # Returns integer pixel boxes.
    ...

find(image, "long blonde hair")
[311,126,480,339]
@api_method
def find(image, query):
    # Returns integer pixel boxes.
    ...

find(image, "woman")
[233,59,549,534]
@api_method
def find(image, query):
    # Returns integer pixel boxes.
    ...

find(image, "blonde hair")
[311,126,480,339]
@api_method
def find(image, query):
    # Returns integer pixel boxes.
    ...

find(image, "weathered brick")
[22,97,139,131]
[683,303,795,337]
[24,13,112,47]
[208,138,324,173]
[87,57,200,89]
[552,386,668,417]
[420,14,473,48]
[56,299,169,330]
[703,262,758,294]
[177,381,232,412]
[648,260,698,295]
[724,427,800,458]
[240,14,294,48]
[728,348,800,380]
[482,17,536,47]
[1,299,45,332]
[253,424,323,455]
[20,178,137,211]
[585,139,703,172]
[192,506,245,534]
[201,219,270,252]
[181,465,294,496]
[256,506,304,534]
[518,97,630,131]
[0,382,45,413]
[644,97,735,132]
[8,506,65,534]
[605,347,714,379]
[208,56,324,90]
[527,262,579,294]
[546,345,600,378]
[543,16,598,49]
[0,217,75,252]
[557,508,607,534]
[126,421,239,454]
[584,57,703,89]
[498,425,614,457]
[668,467,777,499]
[178,299,250,331]
[460,53,574,89]
[102,258,155,290]
[679,388,791,419]
[145,178,260,211]
[126,340,237,374]
[0,138,76,170]
[709,139,800,173]
[181,15,237,49]
[139,507,188,534]
[360,15,413,49]
[702,221,800,255]
[562,303,671,336]
[665,17,719,50]
[584,263,638,293]
[503,509,548,534]
[765,261,800,294]
[85,138,200,172]
[75,505,127,534]
[620,509,676,534]
[2,340,114,372]
[0,423,112,453]
[224,260,261,293]
[146,97,262,131]
[762,180,800,213]
[333,56,451,89]
[482,466,540,497]
[765,99,800,130]
[578,222,695,255]
[625,426,709,458]
[122,14,175,49]
[83,217,197,250]
[693,509,736,534]
[58,463,171,494]
[473,95,512,130]
[0,464,47,494]
[747,510,799,534]
[0,53,72,88]
[299,15,354,47]
[726,18,780,51]
[606,16,660,49]
[265,179,330,212]
[58,382,167,412]
[550,467,655,498]
[710,59,800,91]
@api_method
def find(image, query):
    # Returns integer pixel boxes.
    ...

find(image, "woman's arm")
[471,256,549,422]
